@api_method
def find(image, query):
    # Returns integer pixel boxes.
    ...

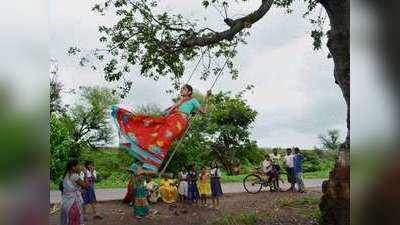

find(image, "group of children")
[177,163,224,208]
[261,147,305,192]
[120,162,224,220]
[59,159,102,225]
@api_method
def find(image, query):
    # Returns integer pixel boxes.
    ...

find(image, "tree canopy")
[69,0,328,97]
[163,90,260,175]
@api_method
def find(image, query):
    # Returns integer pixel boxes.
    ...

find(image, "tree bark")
[160,0,274,52]
[318,1,350,224]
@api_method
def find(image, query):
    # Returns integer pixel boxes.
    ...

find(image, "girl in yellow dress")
[198,167,211,206]
[159,176,178,204]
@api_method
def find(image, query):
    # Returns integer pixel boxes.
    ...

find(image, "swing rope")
[185,50,204,85]
[158,45,237,177]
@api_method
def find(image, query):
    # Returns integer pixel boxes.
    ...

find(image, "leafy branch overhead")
[68,0,328,97]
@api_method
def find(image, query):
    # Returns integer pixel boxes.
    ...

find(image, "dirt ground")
[50,188,322,225]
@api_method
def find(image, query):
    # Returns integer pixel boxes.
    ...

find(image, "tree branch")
[178,0,273,48]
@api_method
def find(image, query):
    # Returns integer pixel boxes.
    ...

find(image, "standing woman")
[60,158,87,225]
[178,166,189,202]
[210,162,223,209]
[112,85,211,174]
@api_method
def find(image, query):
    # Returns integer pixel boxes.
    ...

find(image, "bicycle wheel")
[243,174,263,194]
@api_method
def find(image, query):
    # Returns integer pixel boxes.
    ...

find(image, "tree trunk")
[318,1,350,225]
[210,145,239,175]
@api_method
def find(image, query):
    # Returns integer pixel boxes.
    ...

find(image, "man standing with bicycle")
[261,154,276,191]
[284,148,295,192]
[270,148,282,191]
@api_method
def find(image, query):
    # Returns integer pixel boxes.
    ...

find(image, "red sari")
[112,99,191,172]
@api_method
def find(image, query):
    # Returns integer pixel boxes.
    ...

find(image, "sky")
[49,0,348,149]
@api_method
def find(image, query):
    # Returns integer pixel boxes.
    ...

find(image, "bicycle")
[243,167,287,194]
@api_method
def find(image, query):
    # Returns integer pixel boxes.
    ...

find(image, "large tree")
[163,91,259,175]
[206,91,258,175]
[70,1,349,224]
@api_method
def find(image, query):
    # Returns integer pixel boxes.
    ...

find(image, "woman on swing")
[112,84,211,174]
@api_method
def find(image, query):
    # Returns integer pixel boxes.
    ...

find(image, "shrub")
[50,115,82,181]
[302,151,322,172]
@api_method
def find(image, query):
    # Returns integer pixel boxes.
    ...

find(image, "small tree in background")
[318,129,341,151]
[63,86,119,150]
[50,85,119,180]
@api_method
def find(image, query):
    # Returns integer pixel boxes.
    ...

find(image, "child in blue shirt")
[293,147,305,193]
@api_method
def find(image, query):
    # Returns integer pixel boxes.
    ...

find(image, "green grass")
[274,195,320,208]
[292,207,323,225]
[211,212,265,225]
[209,196,322,225]
[220,174,248,183]
[303,170,330,179]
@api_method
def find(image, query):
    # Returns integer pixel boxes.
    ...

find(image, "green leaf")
[202,0,210,8]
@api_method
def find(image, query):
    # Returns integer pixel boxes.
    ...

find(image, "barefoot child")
[60,158,87,225]
[159,174,178,204]
[198,167,210,206]
[188,164,200,204]
[132,165,150,220]
[81,160,102,220]
[178,166,189,202]
[210,163,223,209]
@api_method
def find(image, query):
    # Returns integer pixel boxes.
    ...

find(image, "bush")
[50,115,82,181]
[302,151,322,172]
[239,160,256,174]
[79,149,133,181]
[96,170,112,182]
